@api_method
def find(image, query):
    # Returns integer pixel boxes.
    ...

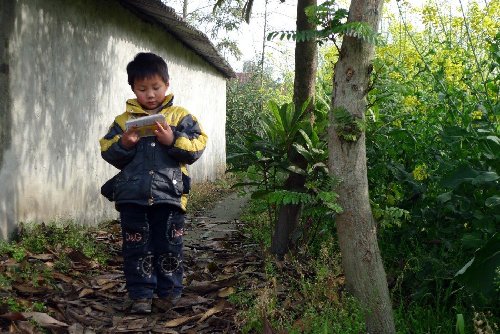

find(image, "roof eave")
[119,0,236,79]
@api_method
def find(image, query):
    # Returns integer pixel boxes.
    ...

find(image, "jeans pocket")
[120,208,150,250]
[166,210,185,245]
[122,226,149,249]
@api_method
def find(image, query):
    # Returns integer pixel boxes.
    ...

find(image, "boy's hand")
[155,122,174,146]
[121,127,140,149]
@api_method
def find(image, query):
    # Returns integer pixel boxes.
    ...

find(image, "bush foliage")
[226,0,499,332]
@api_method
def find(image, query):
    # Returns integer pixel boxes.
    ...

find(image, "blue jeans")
[118,204,184,300]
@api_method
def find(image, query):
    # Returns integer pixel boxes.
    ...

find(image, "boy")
[99,52,207,314]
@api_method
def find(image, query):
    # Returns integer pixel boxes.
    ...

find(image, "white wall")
[0,0,227,238]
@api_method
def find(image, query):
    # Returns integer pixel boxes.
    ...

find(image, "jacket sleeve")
[99,121,137,169]
[168,114,207,164]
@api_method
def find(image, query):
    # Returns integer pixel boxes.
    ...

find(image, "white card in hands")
[125,114,166,137]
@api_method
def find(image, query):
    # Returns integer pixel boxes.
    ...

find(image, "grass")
[0,175,237,319]
[232,196,366,334]
[186,173,236,214]
[0,221,113,314]
[232,196,500,333]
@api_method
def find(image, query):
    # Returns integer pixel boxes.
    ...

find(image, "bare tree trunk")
[182,0,188,19]
[271,0,317,257]
[328,0,395,332]
[260,0,269,84]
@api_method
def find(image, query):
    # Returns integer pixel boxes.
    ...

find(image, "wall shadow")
[0,0,227,238]
[0,1,14,168]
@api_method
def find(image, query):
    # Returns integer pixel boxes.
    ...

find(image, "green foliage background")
[367,0,499,312]
[225,0,499,332]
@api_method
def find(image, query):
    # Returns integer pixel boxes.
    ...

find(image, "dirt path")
[0,193,261,334]
[185,191,249,241]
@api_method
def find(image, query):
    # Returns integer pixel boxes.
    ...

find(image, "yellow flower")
[443,58,464,84]
[392,119,402,128]
[413,163,429,181]
[389,72,403,81]
[471,110,482,120]
[403,96,419,109]
[421,5,439,26]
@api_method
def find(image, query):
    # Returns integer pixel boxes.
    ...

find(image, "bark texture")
[271,0,318,256]
[328,0,395,332]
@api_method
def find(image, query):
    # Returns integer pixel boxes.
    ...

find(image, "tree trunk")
[328,0,395,332]
[182,0,188,19]
[271,0,317,257]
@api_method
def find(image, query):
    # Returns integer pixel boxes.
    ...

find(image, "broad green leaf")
[441,164,479,189]
[442,126,469,139]
[287,165,306,176]
[311,148,324,155]
[293,143,312,160]
[299,129,313,149]
[485,195,500,207]
[456,314,465,334]
[461,232,484,250]
[471,171,499,185]
[486,135,500,145]
[250,190,271,200]
[455,233,500,300]
[311,162,329,173]
[437,192,452,203]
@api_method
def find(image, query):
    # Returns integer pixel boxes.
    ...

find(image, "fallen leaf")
[78,288,94,298]
[67,250,90,264]
[23,312,69,329]
[222,266,236,274]
[216,273,235,280]
[52,272,73,283]
[13,284,47,294]
[90,302,114,313]
[206,241,226,251]
[89,261,100,269]
[217,286,236,298]
[164,314,201,328]
[187,280,221,294]
[29,253,54,261]
[179,324,197,333]
[14,320,37,333]
[93,273,123,282]
[99,282,119,291]
[173,295,209,308]
[2,258,20,267]
[0,312,26,321]
[127,317,149,330]
[151,325,180,333]
[197,301,227,323]
[68,323,85,334]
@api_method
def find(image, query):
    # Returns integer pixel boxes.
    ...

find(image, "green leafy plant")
[229,96,340,250]
[267,1,379,46]
[362,0,499,330]
[332,106,366,142]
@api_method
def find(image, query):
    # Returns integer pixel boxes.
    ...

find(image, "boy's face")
[132,74,169,110]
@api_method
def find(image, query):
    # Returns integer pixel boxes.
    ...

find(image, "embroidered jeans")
[118,204,184,300]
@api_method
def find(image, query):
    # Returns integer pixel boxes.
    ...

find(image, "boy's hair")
[126,52,169,88]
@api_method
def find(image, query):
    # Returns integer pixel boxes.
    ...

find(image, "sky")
[165,0,476,73]
[165,0,297,71]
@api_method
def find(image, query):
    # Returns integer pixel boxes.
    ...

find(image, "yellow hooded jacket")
[99,94,207,211]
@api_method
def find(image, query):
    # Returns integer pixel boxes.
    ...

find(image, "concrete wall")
[0,0,227,238]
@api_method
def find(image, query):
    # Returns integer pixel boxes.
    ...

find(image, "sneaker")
[130,298,152,314]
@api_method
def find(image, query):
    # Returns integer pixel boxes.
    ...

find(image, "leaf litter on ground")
[0,192,265,333]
